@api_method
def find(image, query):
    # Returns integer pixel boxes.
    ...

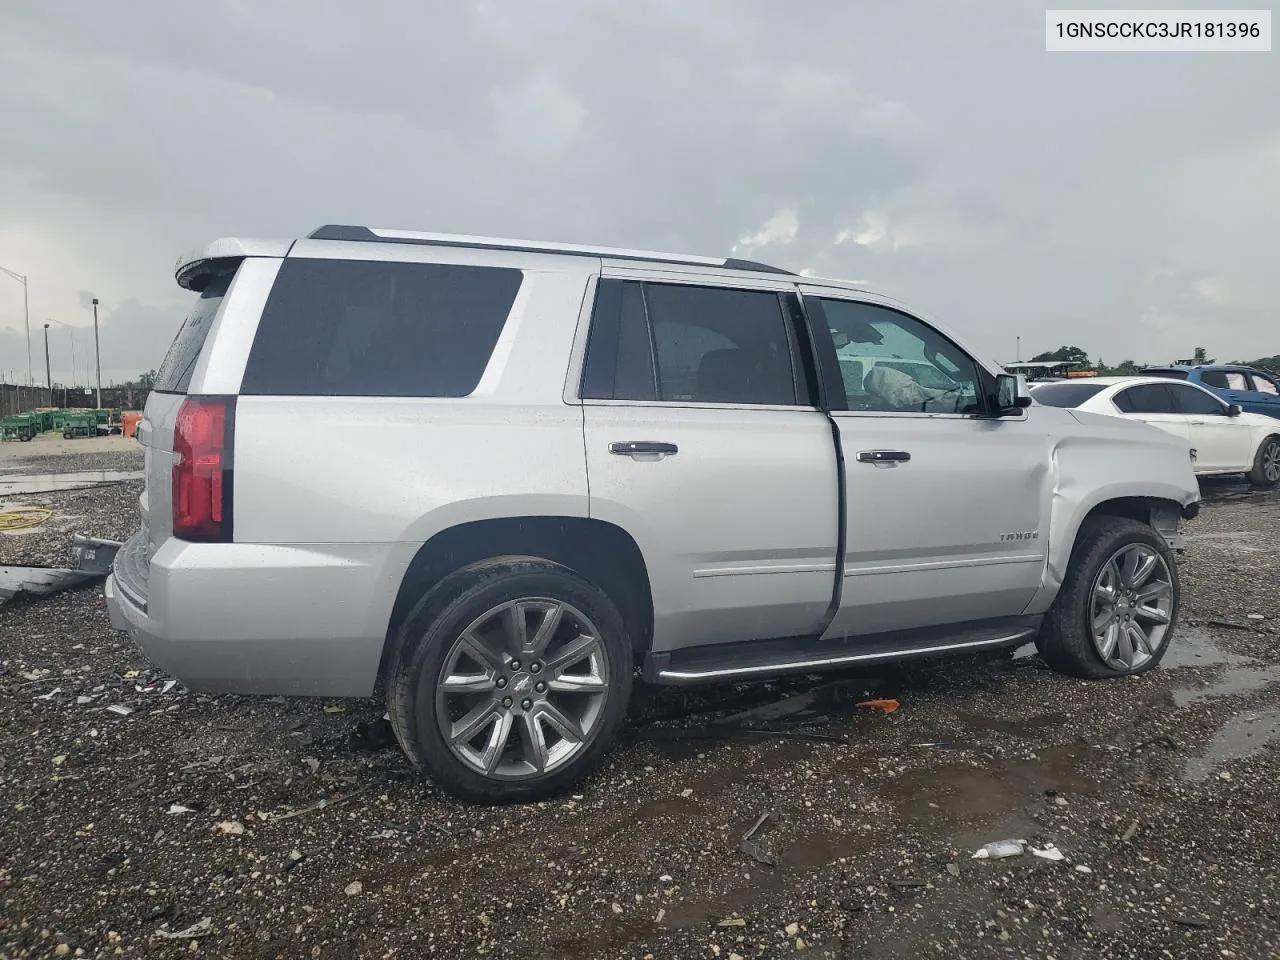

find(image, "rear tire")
[389,557,632,803]
[1036,517,1179,680]
[1247,435,1280,487]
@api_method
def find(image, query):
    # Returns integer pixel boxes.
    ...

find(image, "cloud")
[735,208,799,252]
[0,0,1276,378]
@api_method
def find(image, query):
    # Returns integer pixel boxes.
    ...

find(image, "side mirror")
[1227,403,1243,417]
[994,373,1032,415]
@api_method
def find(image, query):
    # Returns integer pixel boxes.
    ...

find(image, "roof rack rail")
[307,225,793,276]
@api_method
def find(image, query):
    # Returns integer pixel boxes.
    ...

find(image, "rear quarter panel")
[227,258,596,668]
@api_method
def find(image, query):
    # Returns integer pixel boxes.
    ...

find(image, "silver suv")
[106,224,1201,801]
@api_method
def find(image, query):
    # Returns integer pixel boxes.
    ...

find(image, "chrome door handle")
[610,441,678,458]
[857,449,910,464]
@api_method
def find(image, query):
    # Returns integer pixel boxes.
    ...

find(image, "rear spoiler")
[174,237,293,291]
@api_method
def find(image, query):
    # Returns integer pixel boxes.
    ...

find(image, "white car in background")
[1031,376,1280,487]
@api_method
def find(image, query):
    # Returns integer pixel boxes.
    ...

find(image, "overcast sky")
[1,0,1276,386]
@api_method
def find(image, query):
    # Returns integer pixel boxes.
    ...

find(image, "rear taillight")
[172,396,234,541]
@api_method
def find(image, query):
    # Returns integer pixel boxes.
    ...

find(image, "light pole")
[43,323,52,396]
[46,319,75,406]
[91,297,102,410]
[0,264,31,386]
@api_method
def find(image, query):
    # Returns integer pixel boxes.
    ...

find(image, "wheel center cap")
[510,672,534,695]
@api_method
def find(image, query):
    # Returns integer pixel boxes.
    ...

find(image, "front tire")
[1036,517,1179,680]
[1247,435,1280,487]
[389,558,633,803]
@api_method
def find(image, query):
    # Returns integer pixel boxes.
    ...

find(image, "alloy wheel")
[1089,543,1174,672]
[434,598,610,780]
[1264,439,1280,483]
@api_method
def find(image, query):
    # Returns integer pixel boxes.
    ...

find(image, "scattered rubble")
[2,444,1279,958]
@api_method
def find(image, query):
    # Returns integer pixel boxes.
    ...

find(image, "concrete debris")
[153,917,212,939]
[1029,843,1066,861]
[738,811,776,866]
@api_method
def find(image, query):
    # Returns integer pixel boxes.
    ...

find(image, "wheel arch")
[1069,495,1189,560]
[1027,490,1193,618]
[377,516,654,690]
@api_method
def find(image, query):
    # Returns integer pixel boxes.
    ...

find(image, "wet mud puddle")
[1165,626,1280,780]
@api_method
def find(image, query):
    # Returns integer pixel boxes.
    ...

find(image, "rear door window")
[241,258,522,397]
[1199,370,1229,389]
[580,280,657,401]
[1114,383,1175,414]
[154,269,237,394]
[646,283,800,405]
[581,280,806,406]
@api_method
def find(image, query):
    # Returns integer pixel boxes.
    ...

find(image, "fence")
[0,384,51,417]
[0,383,149,416]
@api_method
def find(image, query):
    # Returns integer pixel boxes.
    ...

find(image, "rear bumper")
[104,537,405,698]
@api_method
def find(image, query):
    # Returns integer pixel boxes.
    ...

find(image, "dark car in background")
[1143,364,1280,419]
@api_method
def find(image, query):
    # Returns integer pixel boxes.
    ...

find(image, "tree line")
[1027,346,1280,377]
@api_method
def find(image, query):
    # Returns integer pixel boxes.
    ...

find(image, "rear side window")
[1199,370,1228,389]
[154,268,236,394]
[1029,382,1107,408]
[1114,383,1174,414]
[1253,373,1279,396]
[241,258,522,397]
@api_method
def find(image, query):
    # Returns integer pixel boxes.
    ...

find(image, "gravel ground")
[2,449,1278,960]
[1,440,144,568]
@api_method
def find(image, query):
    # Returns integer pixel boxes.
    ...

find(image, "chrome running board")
[643,619,1040,685]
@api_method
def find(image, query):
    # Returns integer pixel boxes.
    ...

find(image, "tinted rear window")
[154,269,236,394]
[1142,369,1189,380]
[1029,382,1107,408]
[241,258,522,397]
